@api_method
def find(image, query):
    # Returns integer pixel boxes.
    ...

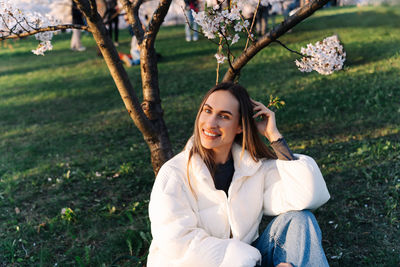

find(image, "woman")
[147,82,330,267]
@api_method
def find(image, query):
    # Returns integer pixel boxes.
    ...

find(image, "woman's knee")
[273,210,321,235]
[277,210,316,224]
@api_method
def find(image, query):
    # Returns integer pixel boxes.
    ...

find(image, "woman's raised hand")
[251,99,283,143]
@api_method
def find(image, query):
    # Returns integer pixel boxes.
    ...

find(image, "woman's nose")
[205,115,218,128]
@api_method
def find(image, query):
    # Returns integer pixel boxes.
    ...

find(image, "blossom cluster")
[295,35,346,75]
[0,0,59,55]
[192,0,251,64]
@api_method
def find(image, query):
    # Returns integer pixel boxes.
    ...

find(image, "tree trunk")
[76,0,173,175]
[139,40,174,173]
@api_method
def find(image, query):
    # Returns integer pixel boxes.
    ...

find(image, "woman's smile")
[202,129,221,138]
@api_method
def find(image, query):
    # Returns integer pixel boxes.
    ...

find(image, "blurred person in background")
[70,1,86,51]
[184,0,199,41]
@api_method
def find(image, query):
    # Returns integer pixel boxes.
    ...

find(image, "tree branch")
[222,0,331,82]
[74,0,91,16]
[121,0,145,44]
[274,39,307,57]
[146,0,172,46]
[88,0,99,17]
[244,0,260,50]
[0,24,90,41]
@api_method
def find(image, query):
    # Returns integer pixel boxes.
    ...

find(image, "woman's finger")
[252,110,270,118]
[253,106,273,114]
[250,98,263,106]
[253,105,263,111]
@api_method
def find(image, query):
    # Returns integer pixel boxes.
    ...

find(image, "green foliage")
[61,207,76,223]
[1,4,400,266]
[268,95,286,111]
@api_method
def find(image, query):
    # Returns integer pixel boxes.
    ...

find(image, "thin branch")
[7,13,30,33]
[219,30,235,71]
[216,38,223,84]
[22,18,36,32]
[240,13,255,50]
[0,24,90,41]
[249,0,261,33]
[7,13,31,33]
[274,39,307,58]
[216,62,220,85]
[245,0,260,50]
[0,15,12,32]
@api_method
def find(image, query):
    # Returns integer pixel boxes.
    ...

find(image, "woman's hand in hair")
[251,99,283,143]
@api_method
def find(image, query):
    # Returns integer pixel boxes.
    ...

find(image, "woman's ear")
[236,125,243,134]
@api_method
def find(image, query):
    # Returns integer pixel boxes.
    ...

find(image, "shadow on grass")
[0,47,102,78]
[344,39,400,67]
[0,82,119,125]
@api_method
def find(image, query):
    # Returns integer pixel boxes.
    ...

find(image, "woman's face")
[198,90,242,156]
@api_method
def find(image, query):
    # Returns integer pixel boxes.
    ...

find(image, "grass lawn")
[1,4,399,266]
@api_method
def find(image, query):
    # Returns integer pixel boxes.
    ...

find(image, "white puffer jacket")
[147,141,330,267]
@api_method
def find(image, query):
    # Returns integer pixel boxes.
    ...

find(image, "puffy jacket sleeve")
[263,154,330,216]
[148,164,261,267]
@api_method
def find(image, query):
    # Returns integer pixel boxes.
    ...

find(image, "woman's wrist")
[265,130,283,143]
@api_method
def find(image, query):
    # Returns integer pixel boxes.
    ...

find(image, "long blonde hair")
[187,82,277,189]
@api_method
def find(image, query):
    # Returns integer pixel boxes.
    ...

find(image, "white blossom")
[231,34,240,45]
[32,41,52,56]
[228,7,241,21]
[215,53,227,64]
[295,35,346,75]
[0,0,59,55]
[234,22,243,32]
[192,3,245,41]
[221,10,229,18]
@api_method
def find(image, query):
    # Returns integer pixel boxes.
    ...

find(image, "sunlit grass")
[1,4,399,266]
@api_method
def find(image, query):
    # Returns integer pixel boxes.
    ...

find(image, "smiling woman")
[147,82,331,267]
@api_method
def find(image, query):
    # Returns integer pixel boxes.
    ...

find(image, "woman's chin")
[200,137,219,150]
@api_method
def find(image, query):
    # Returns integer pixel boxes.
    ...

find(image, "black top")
[214,138,296,196]
[214,156,234,195]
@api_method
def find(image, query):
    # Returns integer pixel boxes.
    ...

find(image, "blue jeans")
[252,210,329,267]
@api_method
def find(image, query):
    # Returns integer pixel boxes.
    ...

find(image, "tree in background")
[0,0,334,175]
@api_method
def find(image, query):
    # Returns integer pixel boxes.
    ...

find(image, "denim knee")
[277,210,316,226]
[254,210,328,267]
[268,210,322,245]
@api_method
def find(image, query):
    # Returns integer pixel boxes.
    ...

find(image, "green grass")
[1,4,400,266]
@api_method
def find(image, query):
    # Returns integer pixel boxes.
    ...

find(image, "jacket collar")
[184,137,262,186]
[231,142,262,180]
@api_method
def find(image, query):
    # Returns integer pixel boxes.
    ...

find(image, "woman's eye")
[204,108,211,114]
[219,114,229,119]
